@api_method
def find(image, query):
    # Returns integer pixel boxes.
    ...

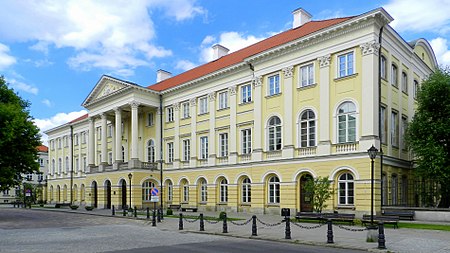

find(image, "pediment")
[82,75,137,107]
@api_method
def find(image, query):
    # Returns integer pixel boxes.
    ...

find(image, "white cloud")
[42,99,52,107]
[430,37,450,66]
[7,78,38,95]
[0,43,16,70]
[175,59,197,71]
[34,110,88,145]
[200,32,266,63]
[0,0,204,72]
[384,0,450,34]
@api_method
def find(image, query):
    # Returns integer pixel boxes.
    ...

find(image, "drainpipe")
[378,26,384,209]
[70,125,74,206]
[159,94,164,211]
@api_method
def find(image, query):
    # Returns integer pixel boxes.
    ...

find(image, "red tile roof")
[37,145,48,152]
[147,17,353,92]
[70,114,89,123]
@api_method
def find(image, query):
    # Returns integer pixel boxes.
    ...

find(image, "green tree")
[406,68,450,208]
[303,176,333,213]
[0,76,41,191]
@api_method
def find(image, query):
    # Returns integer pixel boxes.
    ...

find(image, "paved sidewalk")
[4,205,450,253]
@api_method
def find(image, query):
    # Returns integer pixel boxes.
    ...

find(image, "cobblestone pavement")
[2,205,450,253]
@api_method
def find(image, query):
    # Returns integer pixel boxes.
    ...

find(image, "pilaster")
[189,98,197,167]
[208,92,216,166]
[229,85,237,164]
[282,66,294,158]
[317,54,332,155]
[173,102,180,168]
[252,76,263,161]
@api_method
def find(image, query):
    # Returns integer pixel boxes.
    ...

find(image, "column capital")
[101,113,107,119]
[252,76,262,88]
[113,107,121,113]
[129,101,140,109]
[208,92,216,102]
[88,117,95,123]
[318,54,331,68]
[228,85,237,96]
[283,66,294,78]
[189,98,197,106]
[173,102,180,111]
[360,40,380,56]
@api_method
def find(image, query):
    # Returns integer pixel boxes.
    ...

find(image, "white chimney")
[156,69,172,83]
[212,44,229,60]
[292,8,312,29]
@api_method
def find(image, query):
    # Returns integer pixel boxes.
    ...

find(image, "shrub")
[166,208,173,215]
[70,205,79,210]
[219,211,227,220]
[85,206,94,211]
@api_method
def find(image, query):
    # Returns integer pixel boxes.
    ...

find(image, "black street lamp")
[128,173,132,209]
[367,145,379,226]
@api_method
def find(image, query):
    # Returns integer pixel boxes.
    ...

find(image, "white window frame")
[182,139,190,162]
[147,140,155,163]
[183,183,189,202]
[107,124,113,137]
[167,142,174,163]
[299,63,314,87]
[337,51,354,78]
[413,79,419,99]
[338,173,354,205]
[82,157,86,172]
[167,181,173,201]
[268,176,280,204]
[219,133,228,157]
[380,55,387,79]
[75,158,79,171]
[219,178,228,203]
[218,91,228,110]
[97,127,102,140]
[391,64,398,87]
[200,179,207,202]
[142,180,155,201]
[182,102,190,119]
[241,84,252,103]
[268,74,280,96]
[167,107,174,122]
[147,112,154,126]
[299,109,316,147]
[241,129,252,154]
[337,102,357,143]
[200,136,208,159]
[391,110,399,147]
[402,71,408,94]
[74,134,79,146]
[108,152,113,164]
[199,97,208,115]
[380,105,387,144]
[267,116,282,151]
[401,115,408,151]
[241,178,251,203]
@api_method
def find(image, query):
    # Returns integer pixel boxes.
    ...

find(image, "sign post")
[150,187,159,217]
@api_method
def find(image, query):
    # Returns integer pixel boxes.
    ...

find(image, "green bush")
[70,205,79,210]
[166,208,173,215]
[219,211,227,220]
[85,206,94,211]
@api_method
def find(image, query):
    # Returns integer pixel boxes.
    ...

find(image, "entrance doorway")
[120,179,127,209]
[91,181,98,208]
[105,180,111,209]
[300,174,313,212]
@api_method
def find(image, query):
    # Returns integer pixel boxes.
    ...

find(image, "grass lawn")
[399,222,450,231]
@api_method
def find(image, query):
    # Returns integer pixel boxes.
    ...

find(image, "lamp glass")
[367,145,378,160]
[128,173,132,180]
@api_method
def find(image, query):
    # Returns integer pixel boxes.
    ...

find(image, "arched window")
[58,158,62,174]
[142,180,155,201]
[391,174,398,205]
[73,184,78,201]
[199,179,207,202]
[268,116,282,151]
[268,176,280,204]
[300,110,316,147]
[242,178,251,203]
[337,102,356,143]
[63,185,68,201]
[50,185,54,201]
[338,173,354,205]
[382,173,388,206]
[219,178,228,203]
[181,180,189,202]
[147,140,155,163]
[167,180,173,201]
[80,184,85,201]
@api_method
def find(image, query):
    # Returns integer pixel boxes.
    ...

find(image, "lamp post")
[128,173,132,209]
[367,145,378,226]
[38,173,43,204]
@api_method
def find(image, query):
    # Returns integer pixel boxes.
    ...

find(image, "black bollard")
[134,206,137,218]
[200,213,205,231]
[112,205,115,216]
[327,219,334,244]
[285,216,291,239]
[152,211,156,227]
[160,208,164,220]
[179,213,184,230]
[123,208,127,216]
[378,222,386,249]
[146,207,150,219]
[157,209,161,222]
[252,215,257,236]
[222,213,228,233]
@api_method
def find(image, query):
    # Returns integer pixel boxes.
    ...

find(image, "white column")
[317,54,332,155]
[229,86,237,164]
[173,102,180,168]
[101,113,107,165]
[190,98,197,167]
[252,76,263,161]
[130,101,140,160]
[114,108,122,163]
[88,117,95,166]
[360,41,381,150]
[155,108,162,163]
[282,66,294,157]
[78,132,82,176]
[208,92,216,166]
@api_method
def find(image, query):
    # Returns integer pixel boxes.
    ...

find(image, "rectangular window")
[183,185,189,202]
[168,183,173,201]
[380,106,387,144]
[401,116,408,150]
[39,158,44,167]
[147,112,154,126]
[218,91,228,110]
[75,158,79,171]
[268,74,280,96]
[199,97,208,114]
[74,134,79,145]
[338,51,354,78]
[413,80,419,99]
[219,133,228,157]
[241,129,252,154]
[183,139,190,162]
[82,157,87,172]
[107,124,112,137]
[167,142,174,163]
[108,152,113,164]
[241,84,252,103]
[167,107,174,122]
[391,111,399,147]
[58,138,61,149]
[182,102,190,119]
[81,132,86,144]
[300,63,314,87]
[381,56,387,79]
[200,136,208,159]
[402,71,408,94]
[391,64,398,87]
[51,140,55,150]
[26,173,33,181]
[97,127,102,140]
[64,136,68,147]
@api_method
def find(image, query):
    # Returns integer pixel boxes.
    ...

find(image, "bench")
[168,204,181,211]
[295,212,323,222]
[323,213,355,225]
[55,203,71,208]
[362,214,399,229]
[181,207,198,212]
[382,210,415,220]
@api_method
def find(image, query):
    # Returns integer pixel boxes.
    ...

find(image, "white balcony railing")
[297,147,317,157]
[335,143,358,153]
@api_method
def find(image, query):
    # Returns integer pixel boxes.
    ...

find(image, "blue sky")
[0,0,449,144]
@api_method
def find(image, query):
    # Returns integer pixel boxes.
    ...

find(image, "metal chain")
[335,224,368,232]
[204,219,221,224]
[183,216,201,223]
[291,221,325,229]
[256,217,283,227]
[229,217,253,226]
